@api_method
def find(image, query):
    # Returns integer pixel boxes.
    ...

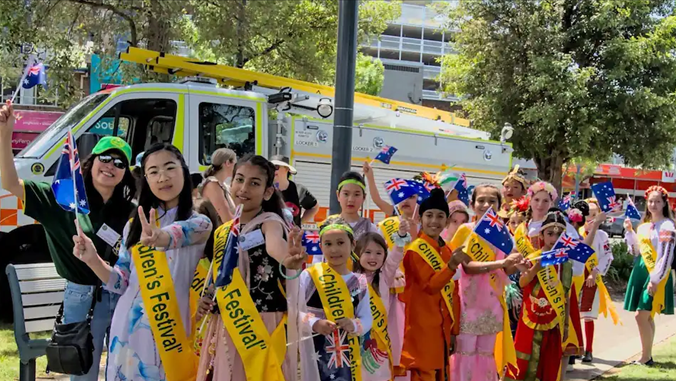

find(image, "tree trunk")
[235,0,247,68]
[146,0,170,52]
[535,153,565,198]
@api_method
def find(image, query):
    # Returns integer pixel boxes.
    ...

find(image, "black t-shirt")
[280,180,317,226]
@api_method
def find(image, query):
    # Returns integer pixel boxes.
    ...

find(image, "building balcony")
[422,89,459,102]
[366,35,452,56]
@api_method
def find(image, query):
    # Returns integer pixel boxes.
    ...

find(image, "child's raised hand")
[398,217,411,237]
[284,226,307,270]
[312,319,337,336]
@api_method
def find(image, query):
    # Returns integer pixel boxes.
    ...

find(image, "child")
[73,143,212,381]
[450,184,523,381]
[401,188,467,381]
[297,216,373,381]
[354,221,411,381]
[508,209,572,381]
[194,154,307,381]
[442,200,470,243]
[364,161,419,228]
[501,166,529,215]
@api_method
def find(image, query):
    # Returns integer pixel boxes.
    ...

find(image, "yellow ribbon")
[409,238,455,325]
[367,283,393,376]
[211,222,286,381]
[637,224,670,318]
[307,263,363,381]
[378,217,406,294]
[451,224,517,373]
[132,244,197,381]
[189,258,211,355]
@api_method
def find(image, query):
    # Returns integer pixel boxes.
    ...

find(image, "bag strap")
[54,280,101,325]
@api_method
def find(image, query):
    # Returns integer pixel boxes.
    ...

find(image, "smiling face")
[230,162,275,213]
[91,150,126,189]
[143,150,184,208]
[472,187,501,217]
[337,183,365,215]
[359,240,386,272]
[320,230,354,268]
[647,191,666,219]
[421,209,448,239]
[531,190,553,219]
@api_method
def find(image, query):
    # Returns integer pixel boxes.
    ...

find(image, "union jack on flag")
[540,248,569,267]
[326,329,351,368]
[384,178,417,205]
[591,182,621,213]
[302,231,322,255]
[51,130,89,214]
[553,232,594,263]
[558,193,572,212]
[22,62,47,89]
[473,208,514,254]
[625,197,641,220]
[374,145,397,164]
[453,173,470,206]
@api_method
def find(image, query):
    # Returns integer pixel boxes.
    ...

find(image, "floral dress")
[105,208,212,381]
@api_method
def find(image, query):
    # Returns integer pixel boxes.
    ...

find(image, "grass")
[0,323,51,380]
[601,336,676,381]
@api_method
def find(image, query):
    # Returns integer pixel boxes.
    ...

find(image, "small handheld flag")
[591,182,621,213]
[453,173,470,206]
[553,232,595,264]
[410,180,431,204]
[384,178,416,205]
[625,198,641,220]
[22,63,47,89]
[558,193,572,212]
[51,130,89,214]
[374,145,397,164]
[474,208,514,254]
[302,231,322,255]
[215,205,243,287]
[540,248,569,267]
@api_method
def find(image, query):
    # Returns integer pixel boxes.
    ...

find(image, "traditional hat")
[502,165,530,189]
[420,188,450,217]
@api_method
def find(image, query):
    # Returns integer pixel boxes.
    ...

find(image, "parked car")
[600,215,640,237]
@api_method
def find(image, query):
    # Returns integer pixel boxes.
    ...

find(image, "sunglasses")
[98,155,126,169]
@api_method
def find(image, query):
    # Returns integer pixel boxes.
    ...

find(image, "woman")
[0,101,136,381]
[73,144,212,380]
[199,148,236,225]
[624,186,675,366]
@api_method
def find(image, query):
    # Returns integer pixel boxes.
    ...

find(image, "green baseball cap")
[91,136,132,164]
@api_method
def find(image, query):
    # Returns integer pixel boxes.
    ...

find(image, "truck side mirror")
[78,133,100,160]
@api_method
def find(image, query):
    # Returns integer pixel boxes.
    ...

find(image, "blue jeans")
[62,281,119,381]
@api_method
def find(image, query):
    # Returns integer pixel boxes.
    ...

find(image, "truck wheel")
[0,225,51,323]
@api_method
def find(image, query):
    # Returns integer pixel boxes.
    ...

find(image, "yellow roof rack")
[119,47,470,127]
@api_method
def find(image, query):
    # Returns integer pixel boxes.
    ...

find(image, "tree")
[438,0,676,192]
[355,53,384,96]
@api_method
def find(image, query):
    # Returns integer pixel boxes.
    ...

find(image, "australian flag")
[540,248,570,267]
[23,63,47,89]
[553,232,595,264]
[591,182,621,213]
[302,231,322,255]
[215,206,242,287]
[410,180,431,204]
[454,173,470,206]
[384,178,416,205]
[374,145,397,164]
[51,131,89,214]
[558,193,572,212]
[625,198,642,220]
[474,208,514,254]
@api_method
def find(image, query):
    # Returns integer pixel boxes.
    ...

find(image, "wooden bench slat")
[21,291,65,307]
[15,266,60,281]
[25,318,56,333]
[19,279,66,294]
[23,305,60,320]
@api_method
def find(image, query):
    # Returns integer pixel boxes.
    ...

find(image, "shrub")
[606,241,635,283]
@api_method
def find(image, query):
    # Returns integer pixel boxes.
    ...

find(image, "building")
[361,0,458,111]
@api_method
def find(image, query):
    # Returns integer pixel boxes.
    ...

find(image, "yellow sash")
[367,284,393,375]
[451,224,517,373]
[637,225,670,318]
[378,217,406,294]
[409,238,455,324]
[212,222,286,381]
[189,258,211,355]
[575,229,621,325]
[132,244,197,381]
[307,263,363,381]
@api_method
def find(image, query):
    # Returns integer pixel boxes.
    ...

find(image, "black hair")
[353,232,388,296]
[569,200,589,227]
[319,215,355,243]
[540,207,567,235]
[125,143,194,249]
[337,171,366,194]
[233,154,285,220]
[81,150,136,207]
[471,183,503,209]
[190,173,204,191]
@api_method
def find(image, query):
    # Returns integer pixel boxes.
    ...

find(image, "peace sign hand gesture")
[283,226,308,270]
[138,206,165,247]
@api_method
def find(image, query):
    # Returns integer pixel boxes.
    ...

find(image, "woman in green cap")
[0,101,136,381]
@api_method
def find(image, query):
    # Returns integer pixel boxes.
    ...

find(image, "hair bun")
[572,200,590,216]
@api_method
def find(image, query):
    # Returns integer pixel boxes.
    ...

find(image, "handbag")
[45,285,99,375]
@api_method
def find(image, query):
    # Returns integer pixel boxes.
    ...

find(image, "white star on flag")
[484,228,490,234]
[69,202,75,209]
[398,192,404,198]
[79,199,87,207]
[54,180,60,184]
[312,247,318,252]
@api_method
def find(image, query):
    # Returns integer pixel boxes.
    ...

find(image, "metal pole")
[573,163,581,201]
[329,0,359,215]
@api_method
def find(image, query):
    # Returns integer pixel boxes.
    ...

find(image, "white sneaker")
[567,363,574,372]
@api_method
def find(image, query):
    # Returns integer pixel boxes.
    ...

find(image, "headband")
[645,185,668,199]
[338,179,366,191]
[502,165,530,188]
[528,181,559,201]
[319,223,354,237]
[541,221,566,232]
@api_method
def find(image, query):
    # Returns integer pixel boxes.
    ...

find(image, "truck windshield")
[18,93,110,158]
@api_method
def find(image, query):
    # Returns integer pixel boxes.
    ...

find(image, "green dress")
[624,255,675,314]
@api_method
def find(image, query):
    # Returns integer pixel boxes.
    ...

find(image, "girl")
[194,154,307,381]
[0,102,136,381]
[450,185,523,381]
[298,216,373,381]
[199,148,237,225]
[501,166,529,214]
[503,197,529,235]
[576,199,612,364]
[354,222,411,381]
[363,161,420,225]
[624,186,675,366]
[73,143,212,381]
[442,200,470,243]
[401,188,466,381]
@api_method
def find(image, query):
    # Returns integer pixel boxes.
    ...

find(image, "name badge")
[97,224,121,248]
[239,229,265,251]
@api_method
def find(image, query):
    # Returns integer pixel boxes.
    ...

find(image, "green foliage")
[438,1,676,190]
[606,240,634,284]
[355,53,384,96]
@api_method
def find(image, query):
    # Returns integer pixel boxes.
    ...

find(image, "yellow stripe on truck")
[172,94,185,151]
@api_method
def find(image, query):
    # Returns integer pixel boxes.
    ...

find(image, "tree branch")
[67,0,138,46]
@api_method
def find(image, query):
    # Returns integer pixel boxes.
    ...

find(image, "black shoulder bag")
[45,284,99,375]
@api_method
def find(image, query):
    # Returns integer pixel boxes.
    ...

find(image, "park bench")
[6,263,65,381]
